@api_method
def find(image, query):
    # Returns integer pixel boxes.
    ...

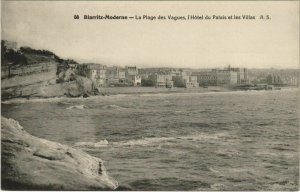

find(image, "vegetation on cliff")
[1,40,77,74]
[1,40,94,100]
[1,41,27,66]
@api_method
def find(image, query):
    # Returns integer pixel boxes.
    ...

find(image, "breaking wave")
[1,96,91,104]
[114,137,174,147]
[73,140,109,148]
[66,105,87,110]
[101,105,125,109]
[74,133,228,148]
[1,97,66,104]
[215,148,241,157]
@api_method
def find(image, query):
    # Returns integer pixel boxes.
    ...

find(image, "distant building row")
[71,63,142,89]
[142,66,249,88]
[191,66,249,86]
[72,63,252,89]
[147,74,199,88]
[266,74,298,86]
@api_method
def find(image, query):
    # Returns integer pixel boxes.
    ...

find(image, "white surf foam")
[112,137,174,147]
[73,140,109,148]
[2,97,66,104]
[102,105,124,109]
[66,105,87,110]
[1,96,91,104]
[73,132,228,149]
[215,148,240,157]
[112,132,228,147]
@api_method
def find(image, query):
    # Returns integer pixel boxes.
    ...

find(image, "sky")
[1,1,299,69]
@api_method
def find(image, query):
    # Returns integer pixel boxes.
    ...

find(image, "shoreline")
[1,86,298,103]
[97,86,233,96]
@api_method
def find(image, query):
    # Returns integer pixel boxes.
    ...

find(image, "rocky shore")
[1,68,93,100]
[1,116,118,190]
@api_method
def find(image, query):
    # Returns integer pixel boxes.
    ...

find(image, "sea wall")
[1,116,118,190]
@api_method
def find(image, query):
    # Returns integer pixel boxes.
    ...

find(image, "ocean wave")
[113,137,174,146]
[209,183,227,190]
[215,148,240,157]
[74,133,227,149]
[73,140,109,148]
[209,167,223,175]
[1,94,108,104]
[1,96,92,104]
[116,132,228,146]
[66,105,87,110]
[180,132,228,141]
[101,105,125,109]
[174,110,184,114]
[1,97,67,104]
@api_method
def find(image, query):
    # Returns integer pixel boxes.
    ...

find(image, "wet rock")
[1,116,118,190]
[63,76,92,97]
[58,68,76,82]
[83,93,90,98]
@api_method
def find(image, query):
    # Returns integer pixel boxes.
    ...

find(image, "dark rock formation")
[1,116,118,190]
[1,74,93,100]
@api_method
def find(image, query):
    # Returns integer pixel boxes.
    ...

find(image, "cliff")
[1,74,93,100]
[1,116,118,190]
[1,41,92,100]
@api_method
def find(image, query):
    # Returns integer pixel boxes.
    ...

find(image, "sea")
[1,88,299,191]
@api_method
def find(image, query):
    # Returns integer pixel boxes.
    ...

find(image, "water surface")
[2,89,299,190]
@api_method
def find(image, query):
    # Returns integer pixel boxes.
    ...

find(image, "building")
[230,67,249,84]
[281,76,298,86]
[125,66,138,76]
[166,80,174,88]
[266,73,298,86]
[192,66,247,86]
[77,63,107,89]
[187,76,199,87]
[106,66,126,86]
[215,69,238,85]
[125,66,141,86]
[126,75,142,86]
[150,74,173,88]
[172,75,199,88]
[266,74,282,85]
[192,71,217,86]
[124,66,141,86]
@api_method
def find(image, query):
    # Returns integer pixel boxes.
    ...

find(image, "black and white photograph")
[1,1,299,191]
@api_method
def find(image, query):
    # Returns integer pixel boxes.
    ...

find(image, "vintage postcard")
[1,1,299,191]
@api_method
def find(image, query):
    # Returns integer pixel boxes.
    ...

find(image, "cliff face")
[1,116,118,190]
[1,42,92,100]
[1,68,93,100]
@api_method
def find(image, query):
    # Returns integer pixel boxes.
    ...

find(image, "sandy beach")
[98,86,232,95]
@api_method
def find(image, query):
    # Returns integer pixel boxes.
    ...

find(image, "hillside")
[1,40,78,75]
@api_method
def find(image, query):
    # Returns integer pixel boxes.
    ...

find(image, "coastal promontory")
[1,116,118,190]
